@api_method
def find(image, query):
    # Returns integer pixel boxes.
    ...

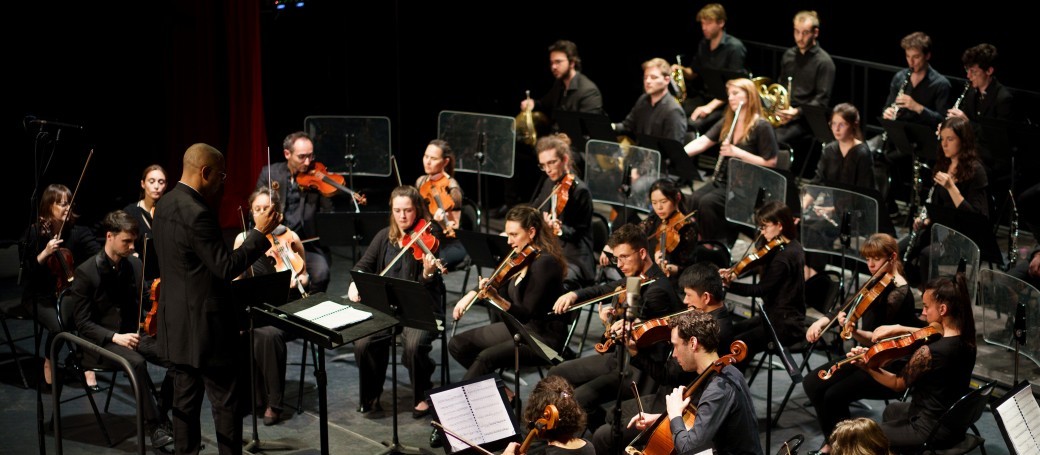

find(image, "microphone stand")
[618,165,632,230]
[344,133,357,192]
[611,280,639,454]
[475,132,487,234]
[1013,300,1027,384]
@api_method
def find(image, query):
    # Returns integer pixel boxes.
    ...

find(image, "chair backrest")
[693,240,731,269]
[922,381,996,452]
[591,211,611,254]
[459,197,481,232]
[776,142,793,171]
[805,270,840,314]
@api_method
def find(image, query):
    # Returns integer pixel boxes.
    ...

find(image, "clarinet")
[712,101,744,182]
[903,185,935,263]
[1007,189,1019,270]
[879,69,913,146]
[952,81,970,111]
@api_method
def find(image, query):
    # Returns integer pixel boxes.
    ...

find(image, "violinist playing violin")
[638,179,699,282]
[416,139,467,269]
[722,201,806,371]
[19,183,100,387]
[255,131,331,293]
[588,263,733,455]
[531,134,595,291]
[233,187,305,426]
[626,310,762,455]
[838,274,976,453]
[65,210,175,450]
[501,375,596,455]
[449,206,570,385]
[802,233,922,453]
[347,186,445,418]
[548,223,681,429]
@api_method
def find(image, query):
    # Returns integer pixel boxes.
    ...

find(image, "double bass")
[625,341,748,455]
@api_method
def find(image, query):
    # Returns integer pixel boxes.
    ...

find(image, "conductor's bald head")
[180,143,226,202]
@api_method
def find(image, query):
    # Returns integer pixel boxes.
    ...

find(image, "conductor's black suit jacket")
[153,183,268,368]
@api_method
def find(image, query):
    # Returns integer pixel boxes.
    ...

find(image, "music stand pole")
[245,309,294,454]
[476,132,487,234]
[512,334,523,416]
[611,301,631,455]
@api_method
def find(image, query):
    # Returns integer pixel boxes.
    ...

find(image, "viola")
[840,260,895,340]
[627,307,698,351]
[518,404,559,454]
[454,244,540,323]
[268,227,308,297]
[818,323,942,380]
[418,175,458,238]
[627,340,748,455]
[143,278,160,337]
[724,235,789,281]
[295,161,368,205]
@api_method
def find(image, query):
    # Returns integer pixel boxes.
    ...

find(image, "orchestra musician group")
[19,4,1033,455]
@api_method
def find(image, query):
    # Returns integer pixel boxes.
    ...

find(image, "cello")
[625,340,748,455]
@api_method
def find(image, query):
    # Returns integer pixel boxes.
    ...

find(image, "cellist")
[416,139,467,269]
[626,310,763,455]
[530,134,595,291]
[548,224,680,430]
[801,233,922,453]
[19,184,100,387]
[64,210,175,450]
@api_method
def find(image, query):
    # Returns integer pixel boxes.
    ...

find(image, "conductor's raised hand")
[252,205,280,235]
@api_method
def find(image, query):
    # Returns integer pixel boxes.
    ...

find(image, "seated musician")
[501,375,595,455]
[449,205,570,389]
[847,274,977,453]
[802,233,921,452]
[613,58,688,145]
[773,11,836,148]
[530,134,595,291]
[684,78,779,245]
[548,223,682,429]
[626,310,762,455]
[947,43,1015,169]
[588,262,732,454]
[416,139,467,270]
[233,188,305,426]
[66,210,174,450]
[347,186,445,417]
[721,201,806,371]
[123,164,168,254]
[900,116,989,286]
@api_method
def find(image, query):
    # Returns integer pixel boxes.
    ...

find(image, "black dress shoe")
[263,408,282,426]
[150,426,174,449]
[412,406,431,419]
[429,428,443,448]
[357,399,383,413]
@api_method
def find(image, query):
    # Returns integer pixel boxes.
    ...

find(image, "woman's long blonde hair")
[719,78,763,145]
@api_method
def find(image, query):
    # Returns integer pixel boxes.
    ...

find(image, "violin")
[295,161,368,205]
[537,173,574,237]
[268,228,308,297]
[818,323,942,380]
[627,340,748,455]
[840,260,895,340]
[44,149,94,295]
[518,404,559,454]
[418,175,458,238]
[143,278,160,337]
[653,210,696,256]
[378,218,445,276]
[723,235,789,281]
[454,244,540,324]
[626,307,699,351]
[594,274,650,354]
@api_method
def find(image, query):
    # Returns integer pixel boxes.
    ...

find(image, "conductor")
[153,143,279,454]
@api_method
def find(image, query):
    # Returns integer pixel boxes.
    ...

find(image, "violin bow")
[430,421,494,455]
[238,206,255,278]
[390,155,403,187]
[56,149,95,238]
[136,234,149,333]
[818,259,892,336]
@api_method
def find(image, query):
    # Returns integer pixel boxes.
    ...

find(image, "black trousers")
[169,363,242,455]
[447,322,551,381]
[802,360,901,438]
[83,335,172,428]
[354,326,437,407]
[251,325,292,411]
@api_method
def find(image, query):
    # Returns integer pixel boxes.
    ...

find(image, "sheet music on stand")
[428,374,520,454]
[294,300,373,331]
[994,381,1040,454]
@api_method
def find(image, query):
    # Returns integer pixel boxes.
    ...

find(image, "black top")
[778,43,836,110]
[706,117,779,185]
[885,66,952,127]
[68,251,142,348]
[933,159,989,216]
[525,439,597,455]
[617,94,688,144]
[640,214,699,275]
[572,263,681,322]
[692,33,747,74]
[905,335,977,442]
[256,163,333,241]
[535,71,605,122]
[123,202,154,254]
[20,223,101,304]
[502,253,569,350]
[353,225,445,303]
[530,175,595,281]
[669,365,763,455]
[727,240,807,344]
[959,77,1014,122]
[813,142,875,190]
[829,282,920,335]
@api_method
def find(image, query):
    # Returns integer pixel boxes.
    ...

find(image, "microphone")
[26,116,85,130]
[624,276,642,319]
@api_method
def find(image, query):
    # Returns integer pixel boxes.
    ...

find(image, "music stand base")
[244,438,297,454]
[375,441,430,455]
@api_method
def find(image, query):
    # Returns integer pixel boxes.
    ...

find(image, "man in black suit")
[67,210,174,451]
[255,131,331,293]
[153,143,278,454]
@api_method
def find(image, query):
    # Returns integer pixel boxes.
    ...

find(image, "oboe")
[952,81,971,111]
[712,101,744,182]
[903,186,935,263]
[1007,189,1019,270]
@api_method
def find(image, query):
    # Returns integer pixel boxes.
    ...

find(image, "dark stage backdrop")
[4,0,1033,242]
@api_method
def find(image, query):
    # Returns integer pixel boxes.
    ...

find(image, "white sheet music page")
[996,384,1040,454]
[429,377,516,453]
[294,300,372,330]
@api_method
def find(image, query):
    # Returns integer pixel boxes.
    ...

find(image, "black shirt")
[959,77,1014,122]
[813,142,875,190]
[20,223,101,303]
[885,66,952,127]
[530,175,595,281]
[618,94,688,144]
[933,160,988,216]
[778,43,836,110]
[692,33,747,73]
[536,71,605,122]
[706,117,779,184]
[728,240,807,343]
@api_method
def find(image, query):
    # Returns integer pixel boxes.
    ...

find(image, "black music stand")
[235,271,292,454]
[555,111,616,152]
[879,118,938,162]
[315,211,388,264]
[349,271,440,455]
[426,374,520,455]
[698,67,749,101]
[746,299,802,452]
[798,104,836,179]
[455,230,511,275]
[637,133,702,184]
[250,293,397,455]
[497,308,562,416]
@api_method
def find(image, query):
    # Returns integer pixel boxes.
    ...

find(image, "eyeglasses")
[218,171,227,182]
[610,252,636,265]
[828,121,850,129]
[538,159,561,170]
